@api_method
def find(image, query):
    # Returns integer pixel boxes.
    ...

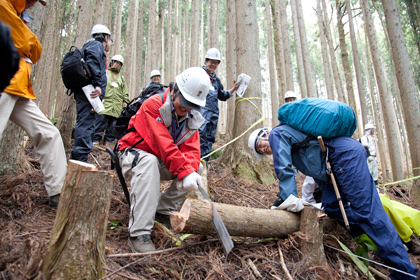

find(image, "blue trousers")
[92,114,115,143]
[319,137,417,280]
[70,90,97,162]
[199,110,218,161]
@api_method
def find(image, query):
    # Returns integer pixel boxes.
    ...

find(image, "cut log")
[40,160,114,279]
[171,198,300,237]
[299,206,327,266]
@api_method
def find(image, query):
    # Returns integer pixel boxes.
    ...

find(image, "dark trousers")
[92,114,115,143]
[320,137,417,280]
[70,90,97,162]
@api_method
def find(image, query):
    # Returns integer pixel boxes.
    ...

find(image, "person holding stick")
[248,125,418,280]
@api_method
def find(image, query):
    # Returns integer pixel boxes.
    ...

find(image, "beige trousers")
[120,148,201,236]
[0,92,67,196]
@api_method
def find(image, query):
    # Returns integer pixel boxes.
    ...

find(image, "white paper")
[236,73,251,98]
[82,84,105,113]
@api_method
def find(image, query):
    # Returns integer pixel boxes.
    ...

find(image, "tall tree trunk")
[135,1,144,95]
[381,0,420,177]
[166,0,174,82]
[296,0,316,97]
[316,0,334,100]
[290,0,307,98]
[225,0,237,140]
[345,0,368,126]
[361,0,404,181]
[125,0,139,99]
[156,1,163,71]
[0,124,27,175]
[321,0,345,102]
[271,0,286,98]
[265,0,279,127]
[147,0,157,76]
[56,0,93,148]
[221,0,275,185]
[336,0,360,138]
[190,0,200,67]
[113,0,123,55]
[279,0,294,92]
[209,0,218,47]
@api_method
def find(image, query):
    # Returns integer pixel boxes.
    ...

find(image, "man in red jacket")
[117,67,211,253]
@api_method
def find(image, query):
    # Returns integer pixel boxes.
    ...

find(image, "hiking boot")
[48,194,60,209]
[405,240,420,256]
[270,197,284,209]
[155,212,171,228]
[128,234,156,253]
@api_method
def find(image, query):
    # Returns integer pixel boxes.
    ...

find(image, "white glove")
[367,156,374,162]
[272,194,309,212]
[179,172,202,192]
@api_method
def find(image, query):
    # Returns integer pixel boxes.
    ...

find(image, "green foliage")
[108,221,121,231]
[354,234,377,267]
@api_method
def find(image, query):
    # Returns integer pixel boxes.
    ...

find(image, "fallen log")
[171,198,300,237]
[40,160,114,279]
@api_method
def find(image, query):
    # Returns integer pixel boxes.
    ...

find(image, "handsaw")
[198,186,234,256]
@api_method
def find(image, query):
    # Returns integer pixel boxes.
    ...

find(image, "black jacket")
[0,21,19,92]
[82,39,107,99]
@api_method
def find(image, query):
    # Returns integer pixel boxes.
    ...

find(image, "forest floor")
[0,139,419,279]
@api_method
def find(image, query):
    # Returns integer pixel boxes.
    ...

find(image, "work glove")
[178,172,202,192]
[367,156,374,162]
[272,194,309,212]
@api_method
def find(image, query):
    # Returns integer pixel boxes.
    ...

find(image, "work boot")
[155,212,171,228]
[128,234,156,253]
[48,194,60,209]
[405,240,420,256]
[270,197,284,209]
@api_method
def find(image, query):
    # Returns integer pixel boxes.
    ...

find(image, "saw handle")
[317,136,350,231]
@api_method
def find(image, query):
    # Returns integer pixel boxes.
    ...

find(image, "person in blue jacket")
[248,125,418,280]
[199,48,239,161]
[70,24,112,162]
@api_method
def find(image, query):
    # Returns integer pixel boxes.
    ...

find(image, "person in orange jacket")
[0,0,67,209]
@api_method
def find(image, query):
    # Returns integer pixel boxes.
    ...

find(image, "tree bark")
[265,0,279,127]
[361,0,404,181]
[190,0,200,67]
[345,0,368,128]
[299,206,327,266]
[225,0,237,140]
[316,0,334,100]
[56,0,93,148]
[221,0,275,185]
[382,0,420,177]
[271,0,286,98]
[113,0,123,55]
[321,0,345,102]
[336,0,361,138]
[40,160,113,279]
[290,0,307,98]
[296,0,317,97]
[279,0,294,92]
[171,198,300,237]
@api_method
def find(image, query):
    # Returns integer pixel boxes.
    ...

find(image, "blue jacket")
[200,66,232,115]
[82,39,107,99]
[269,125,327,200]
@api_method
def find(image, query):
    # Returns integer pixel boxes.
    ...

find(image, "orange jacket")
[0,0,42,99]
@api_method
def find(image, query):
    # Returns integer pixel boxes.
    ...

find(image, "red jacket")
[118,88,205,179]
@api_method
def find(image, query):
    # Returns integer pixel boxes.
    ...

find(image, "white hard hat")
[150,70,161,78]
[248,127,272,159]
[175,67,210,110]
[284,91,298,101]
[91,24,111,37]
[365,123,375,130]
[205,48,221,61]
[111,55,124,65]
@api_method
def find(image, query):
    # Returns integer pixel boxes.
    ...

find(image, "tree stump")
[299,206,327,266]
[171,198,301,237]
[40,160,114,279]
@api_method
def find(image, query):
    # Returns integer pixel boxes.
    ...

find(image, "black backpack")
[60,46,92,95]
[112,84,168,140]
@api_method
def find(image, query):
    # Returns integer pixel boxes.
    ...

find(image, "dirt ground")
[0,141,419,279]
